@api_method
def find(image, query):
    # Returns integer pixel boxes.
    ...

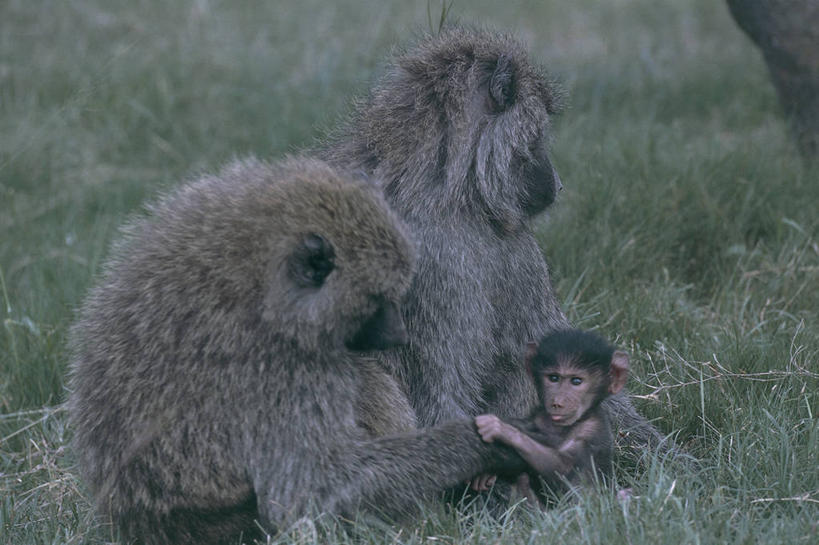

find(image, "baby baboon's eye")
[547,374,559,383]
[289,233,336,288]
[570,377,583,386]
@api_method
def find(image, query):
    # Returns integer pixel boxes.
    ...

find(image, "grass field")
[1,0,817,543]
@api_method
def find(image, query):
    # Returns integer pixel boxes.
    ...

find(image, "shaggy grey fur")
[324,26,664,454]
[68,157,515,544]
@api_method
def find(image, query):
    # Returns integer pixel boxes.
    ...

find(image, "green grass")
[1,0,817,543]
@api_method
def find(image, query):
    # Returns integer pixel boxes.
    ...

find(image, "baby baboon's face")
[537,362,602,427]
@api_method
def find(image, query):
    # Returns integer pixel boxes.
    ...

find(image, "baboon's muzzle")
[345,300,408,351]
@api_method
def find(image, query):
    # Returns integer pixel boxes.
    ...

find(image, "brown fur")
[68,157,515,544]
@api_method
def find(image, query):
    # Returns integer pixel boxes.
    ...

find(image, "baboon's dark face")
[286,232,408,352]
[468,47,563,225]
[512,134,563,216]
[362,28,564,232]
[344,296,408,351]
[263,176,414,354]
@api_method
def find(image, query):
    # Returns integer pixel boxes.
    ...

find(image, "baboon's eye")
[547,374,560,383]
[570,377,583,386]
[289,233,335,288]
[488,55,516,112]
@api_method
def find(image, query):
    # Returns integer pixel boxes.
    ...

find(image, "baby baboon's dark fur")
[325,26,664,453]
[68,157,516,544]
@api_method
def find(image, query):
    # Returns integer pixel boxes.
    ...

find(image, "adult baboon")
[325,26,664,454]
[68,157,517,545]
[726,0,819,157]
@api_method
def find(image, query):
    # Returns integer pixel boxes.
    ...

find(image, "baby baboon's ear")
[288,233,336,288]
[524,341,538,378]
[608,351,630,395]
[488,55,516,112]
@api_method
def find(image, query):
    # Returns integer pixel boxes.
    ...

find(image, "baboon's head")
[257,159,415,354]
[350,26,564,233]
[526,330,629,426]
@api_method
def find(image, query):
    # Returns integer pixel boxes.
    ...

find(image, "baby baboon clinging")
[472,330,629,504]
[324,26,664,452]
[68,157,517,545]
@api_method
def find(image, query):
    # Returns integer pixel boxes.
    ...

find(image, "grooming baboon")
[324,26,664,454]
[472,330,629,505]
[68,157,519,545]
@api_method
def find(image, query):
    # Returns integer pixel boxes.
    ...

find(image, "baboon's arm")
[253,420,521,527]
[477,414,573,476]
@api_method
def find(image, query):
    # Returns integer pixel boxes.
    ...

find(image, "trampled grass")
[1,1,817,543]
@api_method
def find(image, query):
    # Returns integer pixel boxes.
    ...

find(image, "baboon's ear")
[608,350,630,395]
[488,55,516,112]
[524,341,538,378]
[288,233,336,288]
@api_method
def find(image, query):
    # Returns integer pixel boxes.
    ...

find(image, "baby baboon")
[68,157,517,545]
[472,330,629,504]
[324,26,663,452]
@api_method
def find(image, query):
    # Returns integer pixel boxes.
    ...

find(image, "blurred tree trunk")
[726,0,819,158]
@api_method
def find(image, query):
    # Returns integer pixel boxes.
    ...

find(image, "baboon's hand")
[469,472,497,491]
[475,414,517,445]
